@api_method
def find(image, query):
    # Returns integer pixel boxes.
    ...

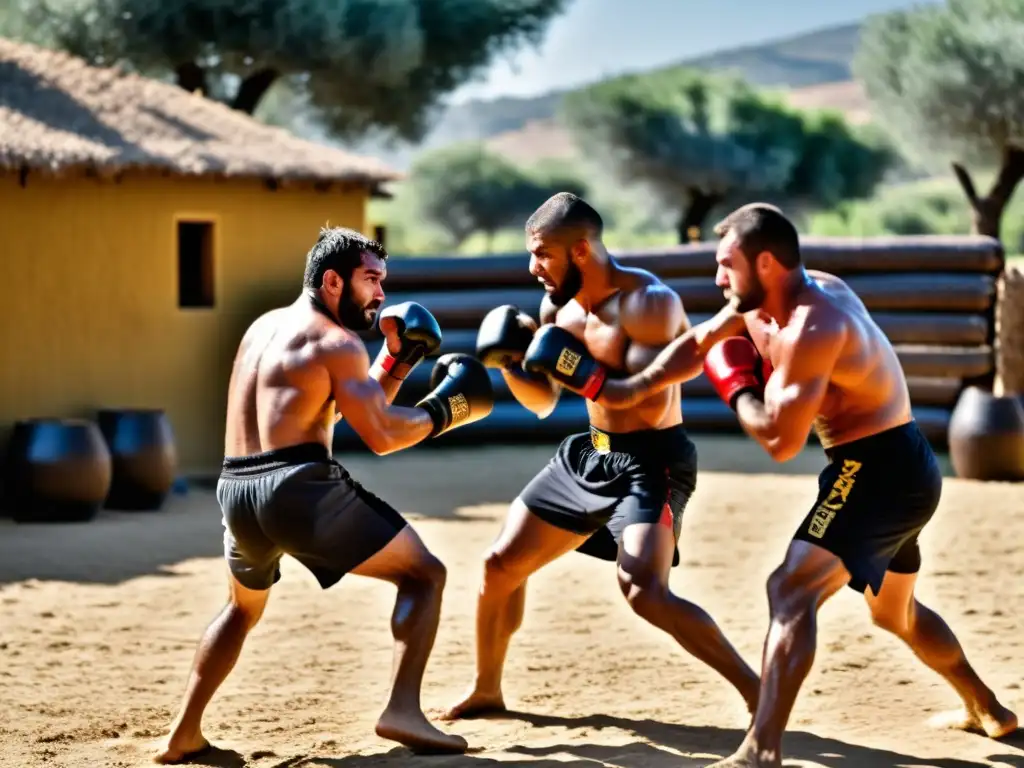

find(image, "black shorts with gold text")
[793,420,942,594]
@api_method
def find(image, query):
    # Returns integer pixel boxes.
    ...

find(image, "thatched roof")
[0,37,401,187]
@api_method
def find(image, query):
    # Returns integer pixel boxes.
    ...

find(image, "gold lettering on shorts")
[591,428,611,454]
[808,458,862,539]
[447,393,470,422]
[556,347,581,376]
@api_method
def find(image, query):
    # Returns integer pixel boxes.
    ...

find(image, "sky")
[449,0,934,103]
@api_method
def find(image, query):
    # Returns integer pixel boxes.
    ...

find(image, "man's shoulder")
[807,269,855,296]
[314,325,365,360]
[619,275,682,320]
[786,298,849,353]
[244,306,287,333]
[258,304,365,359]
[617,273,685,344]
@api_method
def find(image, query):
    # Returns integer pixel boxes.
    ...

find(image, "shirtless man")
[444,192,760,721]
[155,227,493,763]
[595,203,1018,766]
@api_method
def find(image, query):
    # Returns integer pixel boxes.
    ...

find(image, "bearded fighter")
[593,203,1018,766]
[444,193,760,721]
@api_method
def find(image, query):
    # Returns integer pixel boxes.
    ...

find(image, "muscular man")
[597,203,1018,767]
[155,227,493,763]
[444,192,760,721]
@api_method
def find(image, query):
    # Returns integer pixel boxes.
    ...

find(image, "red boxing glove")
[704,337,764,410]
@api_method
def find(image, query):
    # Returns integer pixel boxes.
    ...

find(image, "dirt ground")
[1,437,1022,768]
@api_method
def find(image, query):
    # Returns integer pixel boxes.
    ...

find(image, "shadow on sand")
[239,711,1023,768]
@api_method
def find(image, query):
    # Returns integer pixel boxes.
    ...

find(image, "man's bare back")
[743,270,912,450]
[223,300,350,457]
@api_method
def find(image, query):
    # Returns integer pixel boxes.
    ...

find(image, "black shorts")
[793,420,942,594]
[518,424,698,566]
[216,442,407,591]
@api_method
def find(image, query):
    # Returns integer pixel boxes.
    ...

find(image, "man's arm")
[329,342,434,456]
[732,313,846,462]
[368,301,444,405]
[369,352,404,404]
[500,297,561,418]
[520,283,686,404]
[597,302,747,410]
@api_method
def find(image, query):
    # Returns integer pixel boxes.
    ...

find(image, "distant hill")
[343,21,867,170]
[485,79,872,165]
[657,20,860,87]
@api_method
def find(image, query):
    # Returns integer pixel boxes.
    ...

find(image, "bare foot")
[705,744,780,768]
[441,688,507,721]
[152,732,211,764]
[928,703,1019,739]
[375,708,468,754]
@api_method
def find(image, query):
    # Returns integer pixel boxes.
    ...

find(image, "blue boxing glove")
[523,325,607,401]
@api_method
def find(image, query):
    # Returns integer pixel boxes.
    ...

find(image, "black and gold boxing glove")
[417,353,495,437]
[523,325,607,401]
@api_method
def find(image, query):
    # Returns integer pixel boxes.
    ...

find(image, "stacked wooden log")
[995,265,1024,397]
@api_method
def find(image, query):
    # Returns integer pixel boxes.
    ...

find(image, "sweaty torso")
[745,270,912,449]
[550,268,684,433]
[223,298,353,457]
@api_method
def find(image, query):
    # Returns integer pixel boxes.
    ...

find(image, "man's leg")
[865,568,1018,739]
[155,570,270,764]
[708,540,851,768]
[616,522,761,714]
[443,498,589,719]
[345,524,468,754]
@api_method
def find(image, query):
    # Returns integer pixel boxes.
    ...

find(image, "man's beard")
[731,276,766,313]
[548,262,583,307]
[336,284,380,330]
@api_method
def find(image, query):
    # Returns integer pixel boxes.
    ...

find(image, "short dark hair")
[302,226,388,289]
[525,192,603,241]
[713,203,801,269]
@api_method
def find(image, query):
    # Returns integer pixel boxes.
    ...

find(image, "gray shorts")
[216,442,407,590]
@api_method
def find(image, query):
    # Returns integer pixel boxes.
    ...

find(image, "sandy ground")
[1,437,1022,768]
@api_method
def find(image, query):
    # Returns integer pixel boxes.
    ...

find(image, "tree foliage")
[1,0,569,141]
[560,68,894,242]
[407,143,586,251]
[854,0,1024,238]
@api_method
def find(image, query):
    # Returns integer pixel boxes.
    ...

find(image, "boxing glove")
[376,301,442,380]
[523,325,607,401]
[417,353,495,437]
[476,305,537,369]
[703,337,764,410]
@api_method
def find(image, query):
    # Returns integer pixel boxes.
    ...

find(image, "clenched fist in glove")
[375,302,442,380]
[703,337,771,410]
[522,325,607,401]
[417,354,495,437]
[476,305,537,369]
